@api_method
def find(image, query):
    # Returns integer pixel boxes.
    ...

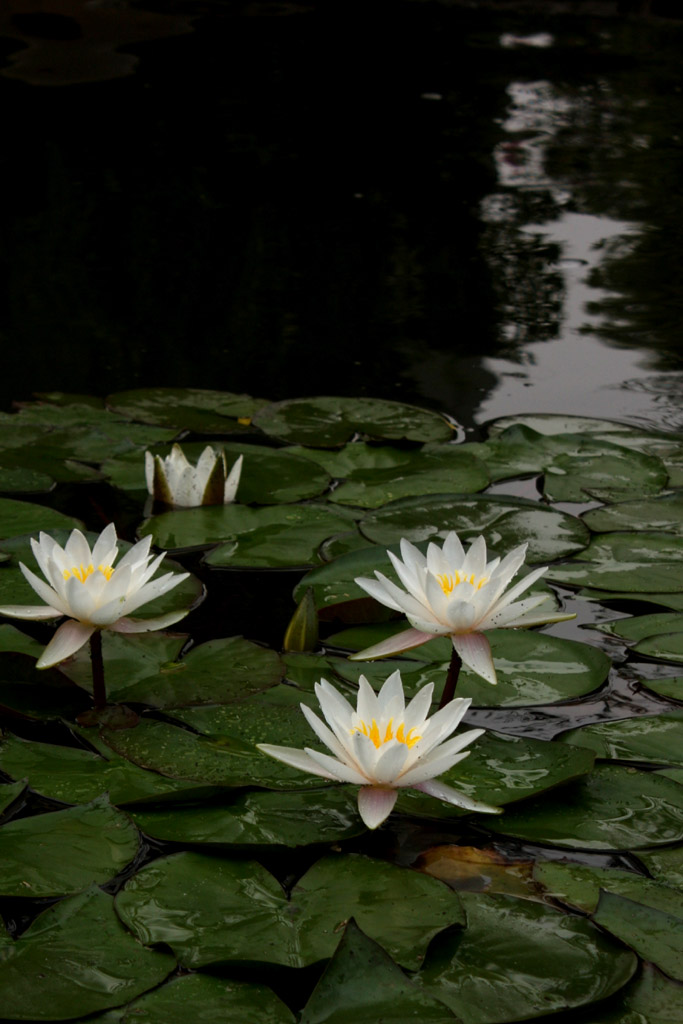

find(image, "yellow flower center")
[63,563,115,583]
[437,571,488,595]
[351,718,421,749]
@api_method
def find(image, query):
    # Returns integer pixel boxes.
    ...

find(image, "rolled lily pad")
[583,491,683,535]
[116,851,462,970]
[290,443,488,508]
[106,387,265,433]
[120,974,296,1024]
[594,890,683,982]
[489,764,683,849]
[418,891,637,1024]
[141,502,356,565]
[287,626,610,708]
[0,886,175,1020]
[253,396,453,446]
[130,786,365,846]
[0,795,139,896]
[0,498,82,542]
[0,733,213,805]
[300,920,458,1024]
[0,780,26,817]
[60,632,283,708]
[560,712,683,766]
[104,442,331,505]
[359,494,590,563]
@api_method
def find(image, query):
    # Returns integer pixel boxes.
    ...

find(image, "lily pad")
[359,494,590,563]
[59,632,283,708]
[0,732,213,805]
[594,890,683,982]
[396,731,594,813]
[288,443,488,508]
[120,974,296,1024]
[546,561,683,593]
[0,498,82,542]
[0,886,175,1020]
[116,851,462,970]
[560,712,683,766]
[418,891,637,1024]
[140,503,356,565]
[637,844,683,890]
[104,442,331,505]
[0,795,139,896]
[253,396,453,446]
[486,414,633,437]
[417,846,536,899]
[130,787,366,847]
[0,465,55,494]
[0,780,26,817]
[576,532,683,564]
[583,491,683,535]
[287,626,610,708]
[300,919,458,1024]
[106,387,265,433]
[489,764,683,849]
[534,859,683,916]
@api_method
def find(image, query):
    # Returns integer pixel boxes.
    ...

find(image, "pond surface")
[1,3,683,1023]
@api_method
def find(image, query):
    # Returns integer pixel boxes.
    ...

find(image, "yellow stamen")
[351,718,421,749]
[437,571,488,595]
[63,563,115,583]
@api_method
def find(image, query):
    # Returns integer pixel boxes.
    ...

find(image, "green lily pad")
[104,442,331,505]
[288,443,488,508]
[594,890,683,982]
[300,919,458,1024]
[0,795,139,896]
[130,786,365,847]
[463,427,667,501]
[253,396,453,446]
[0,780,26,817]
[578,587,683,612]
[396,731,594,813]
[547,560,683,593]
[613,962,683,1024]
[359,494,590,563]
[577,532,683,564]
[636,633,683,663]
[639,675,683,700]
[583,492,683,535]
[561,712,683,766]
[598,611,683,642]
[0,498,82,542]
[0,465,55,494]
[489,764,683,849]
[140,503,356,565]
[534,859,683,916]
[0,886,175,1020]
[120,974,296,1024]
[116,851,462,970]
[637,844,683,890]
[106,387,265,433]
[287,626,610,708]
[418,891,637,1024]
[0,732,214,805]
[100,702,331,790]
[60,633,283,708]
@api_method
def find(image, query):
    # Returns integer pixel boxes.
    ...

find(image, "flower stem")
[438,647,462,709]
[89,631,107,711]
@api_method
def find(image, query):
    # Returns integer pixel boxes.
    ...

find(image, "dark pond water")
[1,0,682,430]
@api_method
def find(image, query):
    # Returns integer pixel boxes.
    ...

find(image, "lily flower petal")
[354,530,575,686]
[145,444,243,507]
[258,671,498,829]
[0,525,189,668]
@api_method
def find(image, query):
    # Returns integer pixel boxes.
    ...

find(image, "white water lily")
[0,524,189,668]
[257,670,500,829]
[145,444,243,507]
[352,532,574,685]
